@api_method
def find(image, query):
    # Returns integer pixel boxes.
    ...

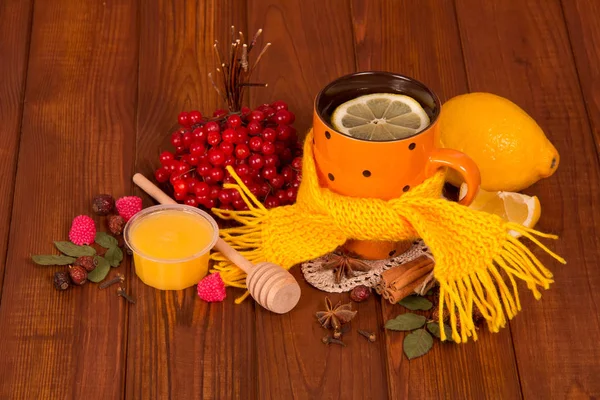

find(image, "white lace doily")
[301,240,434,293]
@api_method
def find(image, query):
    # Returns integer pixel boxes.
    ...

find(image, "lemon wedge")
[459,184,541,237]
[331,93,430,141]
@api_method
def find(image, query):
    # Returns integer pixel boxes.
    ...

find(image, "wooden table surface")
[1,0,599,399]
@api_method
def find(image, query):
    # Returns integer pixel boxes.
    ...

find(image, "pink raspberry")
[69,215,96,245]
[197,273,226,302]
[115,196,143,221]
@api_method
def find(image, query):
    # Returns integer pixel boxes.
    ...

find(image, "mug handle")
[425,148,481,206]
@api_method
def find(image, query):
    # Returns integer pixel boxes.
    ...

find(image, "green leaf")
[426,289,434,296]
[31,254,76,265]
[54,241,96,257]
[104,246,123,267]
[427,322,454,342]
[88,256,111,282]
[384,313,426,331]
[95,232,118,249]
[398,295,433,311]
[403,329,433,360]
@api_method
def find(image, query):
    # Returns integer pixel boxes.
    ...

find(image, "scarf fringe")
[209,166,273,303]
[438,222,566,343]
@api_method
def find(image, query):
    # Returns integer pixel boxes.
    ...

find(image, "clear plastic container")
[124,204,219,290]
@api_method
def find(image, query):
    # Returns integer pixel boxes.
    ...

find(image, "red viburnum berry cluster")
[154,101,302,211]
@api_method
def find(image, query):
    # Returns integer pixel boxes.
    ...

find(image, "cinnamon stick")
[377,256,436,304]
[380,255,432,287]
[389,261,433,291]
[385,273,431,303]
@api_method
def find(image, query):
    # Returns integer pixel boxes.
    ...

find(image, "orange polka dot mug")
[312,71,481,259]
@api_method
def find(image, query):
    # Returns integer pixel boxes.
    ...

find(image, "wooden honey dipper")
[133,173,301,314]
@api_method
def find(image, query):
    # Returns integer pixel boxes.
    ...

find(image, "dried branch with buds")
[210,26,270,112]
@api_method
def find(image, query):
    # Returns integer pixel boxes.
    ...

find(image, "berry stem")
[213,41,225,67]
[248,28,262,52]
[241,43,248,72]
[208,72,227,104]
[210,26,270,112]
[250,43,271,73]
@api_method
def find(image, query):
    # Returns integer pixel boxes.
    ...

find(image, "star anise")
[315,297,357,330]
[322,250,371,283]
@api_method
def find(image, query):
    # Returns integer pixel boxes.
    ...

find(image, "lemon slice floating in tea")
[331,93,430,141]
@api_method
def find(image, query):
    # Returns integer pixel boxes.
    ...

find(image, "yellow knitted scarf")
[210,129,565,342]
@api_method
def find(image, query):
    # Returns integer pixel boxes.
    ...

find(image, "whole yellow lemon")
[436,93,559,192]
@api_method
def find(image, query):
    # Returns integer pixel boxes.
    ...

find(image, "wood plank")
[0,0,33,294]
[127,1,256,399]
[351,0,523,398]
[455,0,600,398]
[248,0,357,138]
[0,0,138,398]
[561,0,600,152]
[255,269,389,399]
[247,1,389,399]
